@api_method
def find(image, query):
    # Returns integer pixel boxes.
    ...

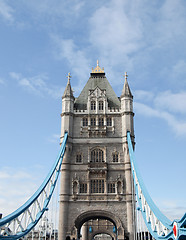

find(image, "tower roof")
[74,63,120,110]
[62,72,74,99]
[121,72,133,98]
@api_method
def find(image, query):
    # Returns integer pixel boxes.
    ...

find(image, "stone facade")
[59,64,135,240]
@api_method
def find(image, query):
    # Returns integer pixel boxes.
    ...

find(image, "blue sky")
[0,0,186,221]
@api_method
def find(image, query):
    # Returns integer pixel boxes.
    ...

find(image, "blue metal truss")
[0,132,68,239]
[127,131,186,240]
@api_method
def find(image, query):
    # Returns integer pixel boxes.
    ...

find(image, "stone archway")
[74,210,124,240]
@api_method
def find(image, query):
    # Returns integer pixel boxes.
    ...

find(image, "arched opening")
[75,210,123,240]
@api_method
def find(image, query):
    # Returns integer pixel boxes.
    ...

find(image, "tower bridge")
[0,62,186,240]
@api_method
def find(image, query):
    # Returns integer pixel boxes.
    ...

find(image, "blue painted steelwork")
[127,131,186,240]
[0,132,68,239]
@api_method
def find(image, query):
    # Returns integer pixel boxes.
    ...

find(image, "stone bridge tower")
[59,62,135,240]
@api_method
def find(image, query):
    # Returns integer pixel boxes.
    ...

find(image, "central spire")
[92,60,104,73]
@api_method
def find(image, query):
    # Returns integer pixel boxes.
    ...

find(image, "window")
[91,179,104,193]
[91,149,104,162]
[83,117,88,126]
[108,183,116,193]
[80,183,87,193]
[113,153,118,162]
[99,117,104,126]
[91,101,96,110]
[99,101,104,110]
[76,153,82,163]
[91,118,96,126]
[107,117,112,126]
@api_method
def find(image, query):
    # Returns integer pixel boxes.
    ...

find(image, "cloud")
[47,134,60,143]
[51,36,91,94]
[89,1,143,55]
[134,90,154,102]
[10,72,64,98]
[0,0,14,23]
[160,200,186,221]
[0,169,32,180]
[0,78,5,85]
[135,90,186,136]
[0,167,39,217]
[88,0,145,76]
[154,91,186,114]
[156,0,186,45]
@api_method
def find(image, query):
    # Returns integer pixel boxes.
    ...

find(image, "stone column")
[58,145,71,240]
[124,142,135,240]
[81,222,88,240]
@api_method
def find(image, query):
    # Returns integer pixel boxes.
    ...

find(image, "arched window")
[82,117,88,126]
[76,153,82,163]
[99,101,104,110]
[107,117,112,126]
[91,149,104,162]
[108,183,116,193]
[90,179,104,193]
[113,152,118,162]
[80,183,87,193]
[99,117,104,126]
[91,118,96,126]
[91,101,96,110]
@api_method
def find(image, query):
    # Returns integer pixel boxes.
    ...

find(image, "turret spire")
[67,72,71,84]
[121,72,133,98]
[62,72,74,99]
[125,72,128,82]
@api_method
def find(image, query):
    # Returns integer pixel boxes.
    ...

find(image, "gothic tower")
[59,63,135,240]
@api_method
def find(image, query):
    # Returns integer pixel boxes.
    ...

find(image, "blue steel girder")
[0,132,68,240]
[127,131,186,240]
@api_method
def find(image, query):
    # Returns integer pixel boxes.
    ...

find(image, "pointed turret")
[120,72,135,239]
[121,72,133,98]
[120,72,134,136]
[60,73,74,141]
[62,72,74,99]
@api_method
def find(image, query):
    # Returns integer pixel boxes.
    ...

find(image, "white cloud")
[0,167,38,217]
[51,36,91,94]
[135,102,186,135]
[10,72,64,99]
[88,0,144,73]
[134,90,154,102]
[0,0,14,23]
[21,0,85,26]
[154,91,186,114]
[47,134,60,143]
[135,90,186,136]
[157,0,186,45]
[160,200,186,221]
[0,78,5,85]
